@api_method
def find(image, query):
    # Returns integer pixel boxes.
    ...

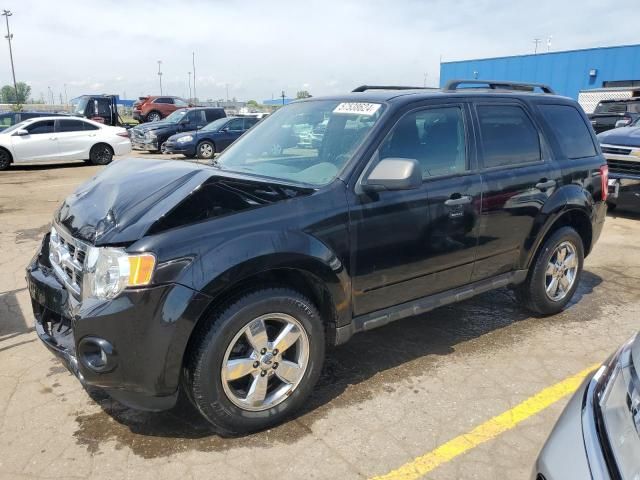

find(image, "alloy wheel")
[545,241,578,301]
[221,313,310,412]
[199,143,214,158]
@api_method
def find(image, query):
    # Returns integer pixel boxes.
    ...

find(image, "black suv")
[129,107,226,152]
[26,80,608,435]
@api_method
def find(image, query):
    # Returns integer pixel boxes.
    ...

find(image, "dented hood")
[55,159,312,246]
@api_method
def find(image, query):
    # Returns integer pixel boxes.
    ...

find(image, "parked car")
[163,116,259,159]
[532,332,639,480]
[26,80,607,435]
[597,125,640,209]
[133,96,192,123]
[588,98,640,134]
[0,111,69,132]
[0,116,131,170]
[129,107,226,153]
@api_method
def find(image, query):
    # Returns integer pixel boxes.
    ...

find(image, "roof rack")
[352,85,436,93]
[443,79,556,94]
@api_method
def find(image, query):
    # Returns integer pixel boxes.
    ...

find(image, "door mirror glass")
[13,128,29,136]
[362,158,422,191]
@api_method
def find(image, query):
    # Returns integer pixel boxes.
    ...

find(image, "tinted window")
[57,119,88,132]
[186,110,206,124]
[594,101,629,114]
[477,105,541,168]
[226,118,244,131]
[245,117,259,128]
[380,106,467,178]
[83,122,99,130]
[154,97,174,104]
[0,113,14,127]
[205,109,225,122]
[539,104,596,159]
[25,120,55,134]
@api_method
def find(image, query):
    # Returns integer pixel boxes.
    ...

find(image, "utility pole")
[63,83,68,105]
[226,83,229,102]
[546,35,553,53]
[47,86,53,105]
[192,52,197,104]
[188,71,192,101]
[423,72,428,88]
[533,38,541,54]
[157,60,163,95]
[2,10,18,102]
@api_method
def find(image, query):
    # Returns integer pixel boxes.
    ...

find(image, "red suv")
[133,96,192,123]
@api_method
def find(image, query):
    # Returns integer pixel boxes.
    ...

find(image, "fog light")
[78,337,117,373]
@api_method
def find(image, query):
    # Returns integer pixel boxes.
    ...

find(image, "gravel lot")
[1,153,639,480]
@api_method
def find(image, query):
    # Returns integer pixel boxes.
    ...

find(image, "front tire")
[516,226,584,315]
[196,140,215,159]
[185,288,325,435]
[89,144,114,165]
[0,148,11,171]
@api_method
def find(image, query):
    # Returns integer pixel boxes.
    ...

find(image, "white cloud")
[0,0,637,101]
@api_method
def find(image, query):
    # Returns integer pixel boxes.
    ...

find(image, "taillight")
[117,131,129,138]
[600,164,609,201]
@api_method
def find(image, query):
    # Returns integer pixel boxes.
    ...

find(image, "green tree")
[246,99,259,108]
[296,90,312,99]
[0,82,31,103]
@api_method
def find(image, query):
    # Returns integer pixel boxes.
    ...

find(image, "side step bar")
[335,270,528,345]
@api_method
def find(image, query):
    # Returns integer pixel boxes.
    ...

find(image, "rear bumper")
[26,235,212,411]
[132,111,144,122]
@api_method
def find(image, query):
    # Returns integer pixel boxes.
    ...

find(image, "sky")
[0,0,637,103]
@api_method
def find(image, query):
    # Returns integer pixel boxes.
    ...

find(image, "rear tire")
[196,140,215,160]
[89,144,114,165]
[516,226,584,315]
[184,288,325,436]
[0,148,11,171]
[146,111,162,122]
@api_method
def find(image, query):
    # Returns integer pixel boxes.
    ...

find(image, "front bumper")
[26,234,211,411]
[162,140,195,156]
[131,138,159,151]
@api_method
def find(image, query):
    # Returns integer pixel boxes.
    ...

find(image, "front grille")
[602,146,632,155]
[608,159,640,176]
[49,225,90,298]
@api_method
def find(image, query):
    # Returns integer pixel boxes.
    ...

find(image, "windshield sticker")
[333,102,381,116]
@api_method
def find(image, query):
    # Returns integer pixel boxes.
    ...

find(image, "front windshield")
[2,120,28,135]
[70,97,88,115]
[202,118,229,132]
[164,109,188,123]
[216,100,385,185]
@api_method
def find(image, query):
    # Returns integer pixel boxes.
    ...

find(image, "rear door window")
[476,104,541,168]
[57,119,88,132]
[205,109,225,122]
[154,97,174,104]
[226,118,244,131]
[538,104,596,159]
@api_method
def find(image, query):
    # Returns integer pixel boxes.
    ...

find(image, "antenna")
[533,38,541,54]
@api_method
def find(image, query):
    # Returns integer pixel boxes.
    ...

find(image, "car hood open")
[54,159,314,246]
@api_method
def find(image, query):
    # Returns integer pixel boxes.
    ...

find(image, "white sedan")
[0,116,132,170]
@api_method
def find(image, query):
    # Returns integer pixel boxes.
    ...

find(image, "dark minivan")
[27,80,608,435]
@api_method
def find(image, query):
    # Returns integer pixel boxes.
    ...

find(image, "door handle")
[535,179,556,190]
[444,195,473,206]
[49,137,58,141]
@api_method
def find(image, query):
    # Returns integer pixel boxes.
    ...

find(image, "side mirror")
[220,127,229,132]
[13,128,29,136]
[362,158,422,192]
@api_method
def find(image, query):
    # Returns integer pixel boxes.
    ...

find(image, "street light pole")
[188,72,192,101]
[192,52,197,104]
[157,60,163,95]
[2,10,18,102]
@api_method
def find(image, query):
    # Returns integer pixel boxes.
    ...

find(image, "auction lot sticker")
[333,102,381,116]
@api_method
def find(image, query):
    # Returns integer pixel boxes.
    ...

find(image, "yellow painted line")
[371,364,600,480]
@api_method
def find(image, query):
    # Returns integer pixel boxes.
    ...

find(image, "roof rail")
[352,85,435,93]
[443,79,556,94]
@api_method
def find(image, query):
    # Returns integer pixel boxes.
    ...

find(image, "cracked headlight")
[176,135,193,143]
[599,334,640,479]
[83,247,156,300]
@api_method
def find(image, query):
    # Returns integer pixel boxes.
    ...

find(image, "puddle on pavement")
[69,267,629,459]
[15,224,49,244]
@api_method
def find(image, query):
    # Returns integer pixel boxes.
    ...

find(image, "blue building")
[439,44,640,99]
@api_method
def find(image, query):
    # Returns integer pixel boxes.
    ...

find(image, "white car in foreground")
[0,116,132,170]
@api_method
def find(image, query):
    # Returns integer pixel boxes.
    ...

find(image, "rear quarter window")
[538,104,596,159]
